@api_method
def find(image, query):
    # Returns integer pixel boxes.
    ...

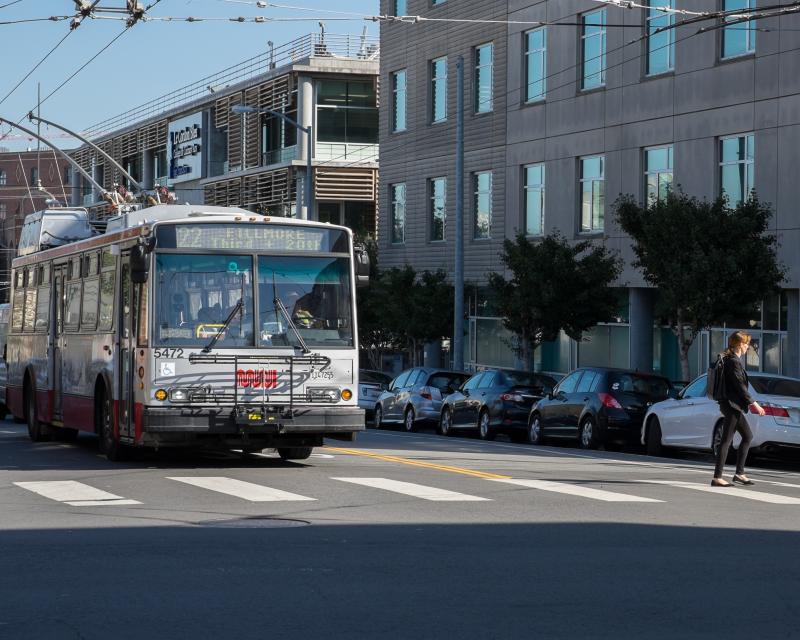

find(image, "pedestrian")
[711,331,765,487]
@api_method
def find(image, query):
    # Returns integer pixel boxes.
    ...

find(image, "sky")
[0,0,379,151]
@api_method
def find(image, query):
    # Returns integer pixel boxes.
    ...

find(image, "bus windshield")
[258,255,353,348]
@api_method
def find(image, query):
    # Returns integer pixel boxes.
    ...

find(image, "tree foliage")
[615,190,785,381]
[487,232,622,364]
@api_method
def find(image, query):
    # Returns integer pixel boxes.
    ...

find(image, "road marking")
[325,447,511,479]
[332,477,490,501]
[642,480,800,504]
[14,481,141,507]
[753,479,800,490]
[168,477,315,502]
[488,478,663,503]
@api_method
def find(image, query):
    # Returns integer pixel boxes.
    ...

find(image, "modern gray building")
[379,0,800,381]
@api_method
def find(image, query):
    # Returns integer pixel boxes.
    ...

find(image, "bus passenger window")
[35,287,50,332]
[99,271,114,331]
[11,289,24,331]
[65,282,81,327]
[23,288,37,332]
[81,278,99,329]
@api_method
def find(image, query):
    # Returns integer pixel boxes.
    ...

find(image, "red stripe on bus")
[7,385,23,418]
[134,403,144,442]
[63,395,95,432]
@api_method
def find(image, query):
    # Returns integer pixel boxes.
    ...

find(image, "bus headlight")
[341,389,353,401]
[154,389,168,401]
[169,388,190,402]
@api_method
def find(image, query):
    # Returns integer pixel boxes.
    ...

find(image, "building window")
[474,43,493,113]
[0,169,6,186]
[432,0,445,4]
[317,80,378,144]
[260,107,298,165]
[722,0,756,59]
[63,166,71,185]
[525,28,546,102]
[154,149,168,182]
[580,156,605,232]
[393,0,406,15]
[429,177,446,242]
[524,164,545,236]
[720,134,754,205]
[645,146,673,205]
[431,57,448,123]
[0,203,6,220]
[30,166,39,187]
[473,171,492,239]
[392,69,407,133]
[582,9,606,90]
[647,0,674,75]
[391,183,406,244]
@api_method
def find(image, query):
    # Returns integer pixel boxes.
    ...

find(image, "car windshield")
[154,254,254,347]
[361,370,392,386]
[608,373,672,399]
[503,371,557,392]
[750,377,800,398]
[257,255,353,348]
[427,372,469,392]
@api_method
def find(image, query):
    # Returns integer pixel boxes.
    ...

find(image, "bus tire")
[0,405,7,421]
[97,385,127,462]
[277,446,313,461]
[25,378,50,442]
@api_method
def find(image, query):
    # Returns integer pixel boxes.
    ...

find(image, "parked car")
[374,367,470,432]
[528,367,674,449]
[641,372,800,459]
[439,369,557,441]
[359,369,392,421]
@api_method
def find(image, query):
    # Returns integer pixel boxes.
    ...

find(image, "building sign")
[167,112,207,185]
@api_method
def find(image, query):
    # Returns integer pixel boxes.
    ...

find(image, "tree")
[487,232,622,365]
[405,269,453,365]
[615,190,785,381]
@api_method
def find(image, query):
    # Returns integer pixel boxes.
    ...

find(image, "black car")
[439,369,557,441]
[527,367,674,449]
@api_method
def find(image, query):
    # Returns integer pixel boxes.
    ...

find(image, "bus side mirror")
[354,245,370,287]
[130,244,149,284]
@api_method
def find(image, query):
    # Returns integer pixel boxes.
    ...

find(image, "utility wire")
[0,29,73,108]
[0,0,26,8]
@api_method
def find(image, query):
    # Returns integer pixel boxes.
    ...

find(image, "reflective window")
[393,0,406,15]
[317,81,378,144]
[557,370,583,394]
[464,373,485,390]
[523,164,545,236]
[720,134,754,205]
[431,57,448,123]
[430,177,446,241]
[645,146,673,205]
[525,27,546,101]
[0,169,5,186]
[391,183,406,244]
[473,171,492,239]
[647,1,675,75]
[392,70,407,133]
[474,43,493,113]
[682,376,708,398]
[582,9,606,89]
[393,371,411,390]
[81,278,99,328]
[722,0,755,58]
[576,371,597,393]
[580,156,605,232]
[99,271,115,331]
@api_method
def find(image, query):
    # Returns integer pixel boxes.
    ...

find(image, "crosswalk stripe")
[642,480,800,504]
[332,477,490,501]
[488,478,663,503]
[14,481,141,506]
[167,477,316,502]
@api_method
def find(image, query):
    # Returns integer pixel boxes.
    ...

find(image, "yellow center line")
[325,446,511,480]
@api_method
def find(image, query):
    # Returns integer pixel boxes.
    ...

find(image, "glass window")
[609,373,672,399]
[474,171,492,239]
[0,169,5,185]
[23,289,36,331]
[65,282,81,327]
[430,177,446,241]
[582,9,606,89]
[580,156,605,232]
[406,370,422,387]
[474,43,493,113]
[524,164,545,235]
[393,0,406,15]
[11,289,24,331]
[0,203,6,220]
[576,370,597,393]
[35,287,50,332]
[557,370,583,394]
[30,166,38,187]
[647,1,675,75]
[720,134,754,205]
[750,376,800,398]
[427,372,469,392]
[681,375,708,398]
[392,370,411,390]
[478,372,496,388]
[99,271,115,330]
[525,27,546,102]
[392,69,407,133]
[722,0,755,59]
[645,146,673,205]
[81,278,99,328]
[317,81,378,144]
[463,373,485,391]
[431,57,448,123]
[391,183,406,244]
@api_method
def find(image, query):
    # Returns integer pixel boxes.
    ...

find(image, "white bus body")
[6,205,365,460]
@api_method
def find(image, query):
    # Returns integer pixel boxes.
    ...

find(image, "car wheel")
[277,446,313,461]
[527,413,543,445]
[438,408,452,436]
[645,417,663,456]
[578,416,599,450]
[374,405,383,430]
[404,407,416,433]
[477,409,494,441]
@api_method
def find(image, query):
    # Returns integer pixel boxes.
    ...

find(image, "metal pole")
[305,124,313,220]
[453,56,464,371]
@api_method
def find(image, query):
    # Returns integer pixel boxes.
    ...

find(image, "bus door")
[117,256,135,439]
[51,264,66,420]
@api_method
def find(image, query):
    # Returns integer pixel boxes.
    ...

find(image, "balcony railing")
[262,145,297,166]
[314,143,378,163]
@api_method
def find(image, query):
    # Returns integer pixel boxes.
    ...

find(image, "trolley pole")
[453,56,465,371]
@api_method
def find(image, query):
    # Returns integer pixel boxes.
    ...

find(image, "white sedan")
[641,372,800,458]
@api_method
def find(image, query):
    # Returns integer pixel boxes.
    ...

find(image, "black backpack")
[707,355,726,401]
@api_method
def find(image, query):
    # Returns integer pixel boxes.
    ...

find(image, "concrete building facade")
[379,0,800,381]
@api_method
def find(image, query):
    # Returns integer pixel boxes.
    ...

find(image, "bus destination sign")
[157,223,348,253]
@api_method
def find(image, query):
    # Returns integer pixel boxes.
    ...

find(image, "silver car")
[359,369,392,420]
[374,367,469,432]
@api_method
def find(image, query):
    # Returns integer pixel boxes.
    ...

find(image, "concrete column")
[629,287,654,373]
[70,164,81,206]
[423,341,443,368]
[297,74,314,220]
[91,157,100,203]
[785,289,800,378]
[141,150,154,190]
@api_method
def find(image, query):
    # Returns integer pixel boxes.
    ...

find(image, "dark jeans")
[714,402,754,478]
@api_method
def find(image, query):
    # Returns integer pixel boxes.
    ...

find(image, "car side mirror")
[354,244,370,287]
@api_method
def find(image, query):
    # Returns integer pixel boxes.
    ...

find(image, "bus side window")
[65,281,82,328]
[98,271,115,331]
[35,284,50,332]
[11,287,23,332]
[137,283,148,347]
[81,277,99,330]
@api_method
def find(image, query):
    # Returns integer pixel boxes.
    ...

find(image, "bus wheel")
[277,446,313,461]
[97,387,126,462]
[25,382,50,442]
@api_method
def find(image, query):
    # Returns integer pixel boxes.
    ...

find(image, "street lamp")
[231,104,313,220]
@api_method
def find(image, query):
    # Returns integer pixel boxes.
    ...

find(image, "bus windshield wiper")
[202,298,243,353]
[274,297,311,354]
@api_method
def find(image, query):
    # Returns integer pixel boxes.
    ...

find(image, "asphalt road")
[1,420,800,639]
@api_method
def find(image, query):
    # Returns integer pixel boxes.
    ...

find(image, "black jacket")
[721,354,754,412]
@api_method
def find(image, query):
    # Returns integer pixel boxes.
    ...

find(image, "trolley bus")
[6,204,367,461]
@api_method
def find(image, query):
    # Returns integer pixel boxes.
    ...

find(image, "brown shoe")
[711,478,733,487]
